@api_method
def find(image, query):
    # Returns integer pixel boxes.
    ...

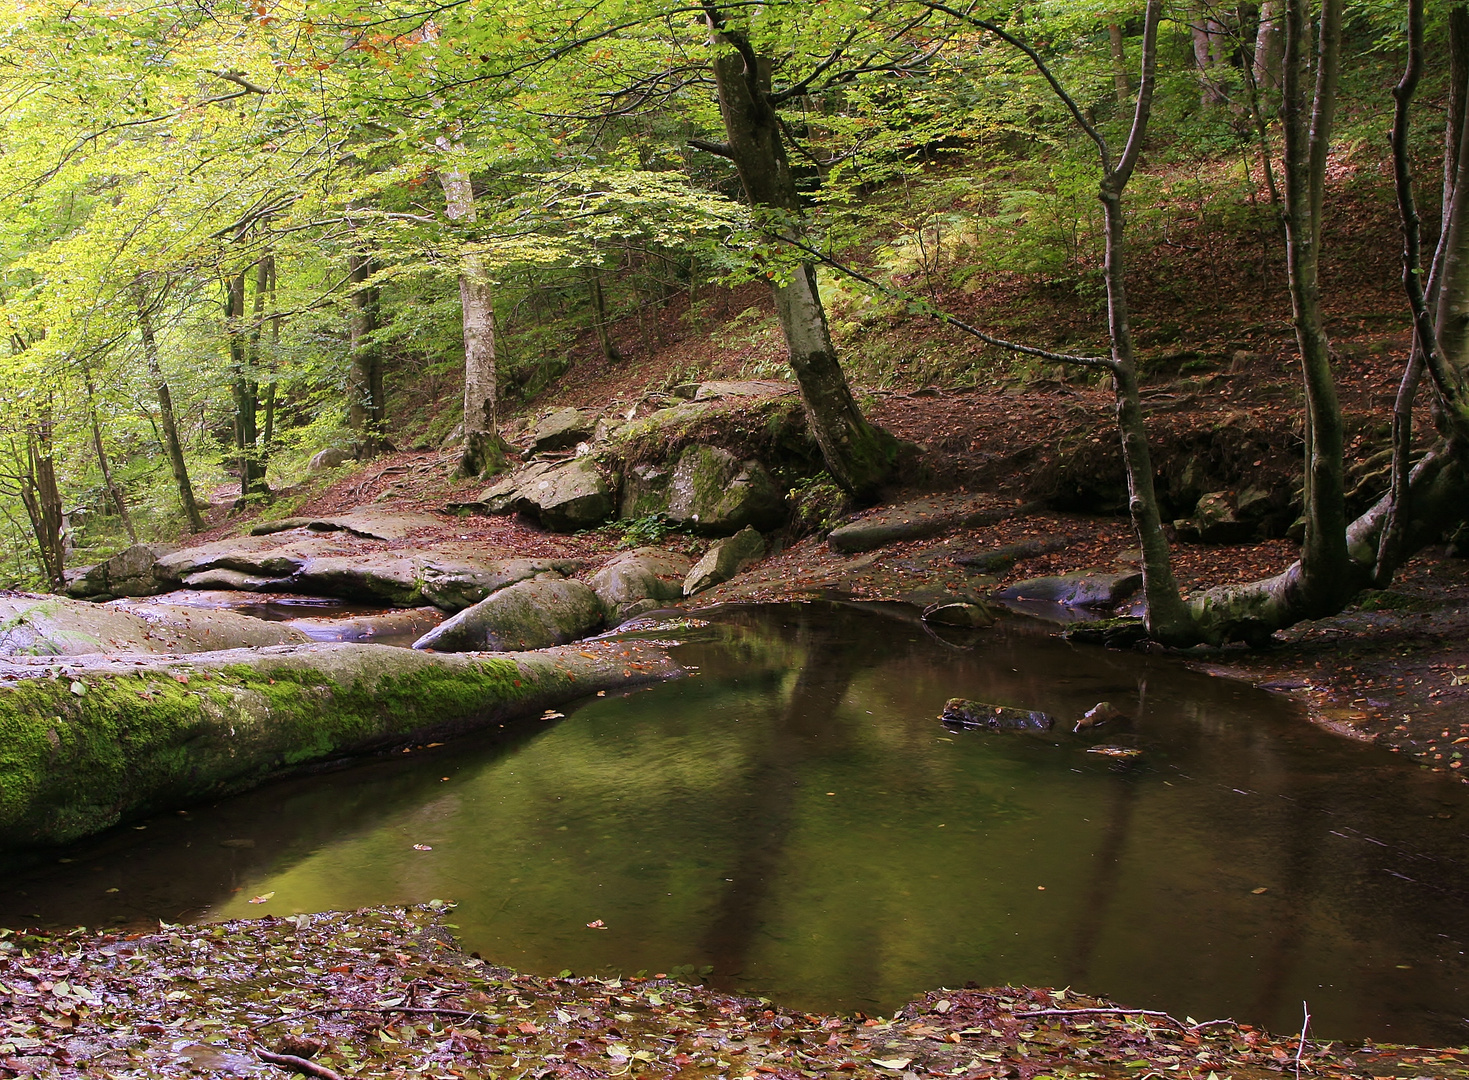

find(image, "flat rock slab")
[828,495,1011,554]
[0,595,308,657]
[994,569,1143,609]
[288,607,445,645]
[249,509,440,541]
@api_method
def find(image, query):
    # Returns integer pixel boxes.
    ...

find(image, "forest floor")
[5,904,1468,1080]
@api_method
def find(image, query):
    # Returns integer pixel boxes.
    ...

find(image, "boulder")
[1075,701,1126,732]
[692,380,794,402]
[666,444,785,535]
[308,447,353,472]
[0,594,309,657]
[412,577,604,653]
[994,569,1143,609]
[515,458,617,531]
[66,542,178,599]
[532,407,596,453]
[620,462,673,519]
[590,547,692,623]
[250,510,438,541]
[940,698,1055,732]
[480,461,555,512]
[155,535,338,584]
[829,495,1009,554]
[182,568,294,592]
[417,557,582,613]
[684,527,766,596]
[1192,491,1253,543]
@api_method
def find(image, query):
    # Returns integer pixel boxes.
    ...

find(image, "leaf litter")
[0,905,1465,1079]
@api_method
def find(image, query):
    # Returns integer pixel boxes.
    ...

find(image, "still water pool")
[4,603,1467,1043]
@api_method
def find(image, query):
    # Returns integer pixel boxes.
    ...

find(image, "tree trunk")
[227,268,268,504]
[19,413,65,591]
[136,287,205,532]
[1191,10,1228,105]
[1253,0,1283,96]
[1107,24,1129,106]
[84,373,137,544]
[586,265,623,364]
[439,165,501,479]
[705,36,895,499]
[347,253,388,455]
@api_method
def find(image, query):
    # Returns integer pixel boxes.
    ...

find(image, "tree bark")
[439,165,501,478]
[1191,9,1228,105]
[704,32,895,499]
[227,267,268,504]
[19,412,65,591]
[1252,0,1283,97]
[586,265,623,364]
[347,253,387,455]
[84,373,137,544]
[136,287,205,532]
[1107,24,1129,106]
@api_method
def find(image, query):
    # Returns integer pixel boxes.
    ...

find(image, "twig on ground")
[252,1005,485,1030]
[255,1048,346,1080]
[1013,1006,1187,1029]
[1296,1000,1312,1078]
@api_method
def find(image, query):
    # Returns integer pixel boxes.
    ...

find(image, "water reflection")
[3,603,1467,1044]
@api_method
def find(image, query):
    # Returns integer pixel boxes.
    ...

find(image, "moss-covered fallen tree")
[0,639,680,851]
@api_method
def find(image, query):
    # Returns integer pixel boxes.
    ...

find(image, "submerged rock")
[412,577,604,652]
[684,527,766,596]
[590,547,692,623]
[940,697,1055,731]
[921,600,997,628]
[1075,700,1126,732]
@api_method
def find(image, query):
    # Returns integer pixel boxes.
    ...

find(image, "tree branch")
[688,137,736,158]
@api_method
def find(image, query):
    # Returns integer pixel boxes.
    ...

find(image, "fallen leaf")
[248,891,275,904]
[586,919,607,929]
[872,1058,912,1070]
[413,844,433,851]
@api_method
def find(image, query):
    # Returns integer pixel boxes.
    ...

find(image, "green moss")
[0,654,530,850]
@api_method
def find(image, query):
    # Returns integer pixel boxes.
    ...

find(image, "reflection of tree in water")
[700,608,896,992]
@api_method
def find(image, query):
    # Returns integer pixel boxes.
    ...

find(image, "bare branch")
[688,137,736,158]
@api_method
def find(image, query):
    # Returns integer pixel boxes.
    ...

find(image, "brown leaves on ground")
[1,906,1466,1080]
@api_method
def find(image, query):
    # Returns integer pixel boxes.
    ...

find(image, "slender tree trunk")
[19,412,65,591]
[84,373,137,544]
[586,265,623,364]
[227,268,267,504]
[1192,10,1228,105]
[704,36,895,499]
[135,287,204,532]
[347,253,387,455]
[439,164,502,478]
[1107,24,1129,106]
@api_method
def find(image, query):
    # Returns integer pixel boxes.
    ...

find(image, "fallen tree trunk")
[0,639,681,851]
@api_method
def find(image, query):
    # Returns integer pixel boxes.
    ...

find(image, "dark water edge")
[3,602,1467,1045]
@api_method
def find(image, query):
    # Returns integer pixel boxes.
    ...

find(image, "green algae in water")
[4,603,1469,1047]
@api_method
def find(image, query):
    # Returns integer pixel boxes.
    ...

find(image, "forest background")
[0,0,1463,647]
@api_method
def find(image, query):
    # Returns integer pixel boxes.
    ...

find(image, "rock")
[417,557,582,613]
[995,569,1143,609]
[1192,491,1254,543]
[519,458,617,531]
[308,447,353,471]
[921,601,997,628]
[1087,744,1144,761]
[66,543,178,599]
[182,568,294,592]
[684,527,766,596]
[666,444,785,535]
[480,458,616,531]
[1062,617,1149,648]
[288,607,444,644]
[952,537,1067,574]
[1075,701,1126,732]
[0,594,309,657]
[691,380,794,401]
[940,698,1055,732]
[412,577,604,652]
[250,510,438,541]
[0,638,681,848]
[829,495,1010,554]
[620,462,672,519]
[531,407,596,453]
[589,547,692,623]
[155,535,334,584]
[1235,487,1274,520]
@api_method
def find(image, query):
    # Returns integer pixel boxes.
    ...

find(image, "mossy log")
[0,639,681,851]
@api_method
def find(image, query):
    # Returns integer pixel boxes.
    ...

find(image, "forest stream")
[3,602,1467,1047]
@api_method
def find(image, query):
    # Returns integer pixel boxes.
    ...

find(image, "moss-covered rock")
[666,444,786,535]
[589,547,692,623]
[0,639,680,851]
